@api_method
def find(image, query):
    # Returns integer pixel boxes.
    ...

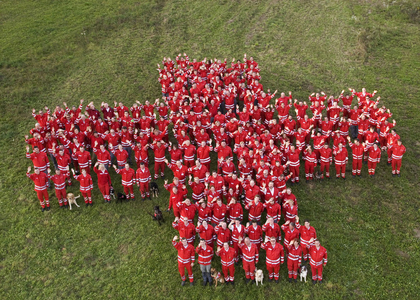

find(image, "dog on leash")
[210,268,225,287]
[67,193,80,210]
[150,181,159,198]
[109,185,116,199]
[149,206,164,225]
[300,265,308,282]
[255,269,264,286]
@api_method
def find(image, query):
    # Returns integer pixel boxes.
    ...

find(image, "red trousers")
[36,190,49,208]
[123,185,134,198]
[98,184,110,201]
[184,160,194,168]
[178,263,194,282]
[352,159,362,175]
[335,164,346,177]
[311,264,324,281]
[392,159,402,174]
[287,260,299,279]
[320,162,330,178]
[222,264,235,282]
[266,263,280,280]
[304,162,315,180]
[139,182,150,197]
[367,161,377,175]
[55,189,68,206]
[243,261,256,279]
[81,190,92,203]
[289,165,300,182]
[154,162,165,178]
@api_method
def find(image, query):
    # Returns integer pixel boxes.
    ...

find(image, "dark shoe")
[352,175,355,178]
[343,177,346,180]
[245,278,250,284]
[294,279,297,283]
[251,280,255,285]
[190,281,194,286]
[268,278,272,282]
[60,206,64,209]
[318,280,323,284]
[142,197,145,201]
[148,196,152,200]
[41,207,45,212]
[275,280,279,284]
[397,174,401,177]
[86,203,89,207]
[46,206,50,211]
[181,281,186,286]
[289,278,293,283]
[104,200,108,203]
[202,281,207,286]
[392,174,396,177]
[231,280,234,286]
[90,203,93,207]
[312,280,316,285]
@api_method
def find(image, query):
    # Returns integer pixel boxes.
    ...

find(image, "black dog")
[149,205,164,225]
[150,181,159,198]
[117,192,128,203]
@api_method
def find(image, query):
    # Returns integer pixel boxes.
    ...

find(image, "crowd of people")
[25,53,406,286]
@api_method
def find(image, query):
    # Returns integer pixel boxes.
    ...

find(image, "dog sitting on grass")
[300,265,308,282]
[150,181,159,198]
[149,206,164,225]
[210,268,225,287]
[255,269,264,286]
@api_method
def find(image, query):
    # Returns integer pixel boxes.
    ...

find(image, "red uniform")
[167,163,188,184]
[281,224,300,252]
[287,244,302,279]
[333,147,348,178]
[245,201,264,222]
[74,173,93,204]
[177,203,197,223]
[196,224,216,247]
[304,150,317,180]
[26,151,50,172]
[296,222,317,261]
[216,246,236,282]
[74,150,91,174]
[116,167,136,199]
[348,142,364,176]
[215,225,231,247]
[230,224,246,262]
[367,147,381,175]
[211,203,228,225]
[172,221,196,245]
[195,244,214,266]
[49,173,69,206]
[136,167,151,198]
[319,147,332,178]
[150,143,167,179]
[391,144,406,175]
[94,166,111,202]
[309,245,328,282]
[27,172,50,208]
[238,242,259,280]
[261,241,284,281]
[286,148,301,183]
[172,240,195,283]
[245,224,263,250]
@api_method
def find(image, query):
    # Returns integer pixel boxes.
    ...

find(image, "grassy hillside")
[1,0,420,299]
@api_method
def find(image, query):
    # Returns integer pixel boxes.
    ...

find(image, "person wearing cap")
[172,235,195,286]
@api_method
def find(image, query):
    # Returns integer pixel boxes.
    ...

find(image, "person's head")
[34,167,40,174]
[252,220,258,227]
[80,146,85,152]
[140,162,145,170]
[183,218,189,226]
[199,239,206,248]
[181,237,188,247]
[397,139,402,146]
[118,144,123,150]
[270,236,276,246]
[176,160,182,167]
[172,186,178,194]
[373,143,378,150]
[99,163,105,171]
[267,217,274,225]
[33,146,39,153]
[244,237,251,246]
[286,188,292,195]
[216,198,222,206]
[223,242,229,250]
[293,238,299,248]
[81,168,87,175]
[315,240,320,248]
[289,222,295,230]
[304,220,310,228]
[235,218,241,226]
[124,163,130,170]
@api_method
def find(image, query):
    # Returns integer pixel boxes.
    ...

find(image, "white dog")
[300,265,308,282]
[67,193,80,210]
[255,269,264,286]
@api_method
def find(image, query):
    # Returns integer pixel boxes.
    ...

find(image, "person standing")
[347,137,364,177]
[94,162,112,203]
[135,162,151,200]
[367,143,381,177]
[26,166,50,212]
[238,236,259,284]
[196,239,214,286]
[172,236,195,286]
[333,143,348,179]
[216,242,236,285]
[308,239,328,284]
[47,168,69,208]
[391,140,406,176]
[114,163,136,200]
[261,236,284,283]
[72,168,93,206]
[286,239,302,283]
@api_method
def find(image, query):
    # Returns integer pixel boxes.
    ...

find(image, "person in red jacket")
[295,216,317,262]
[74,146,91,174]
[94,162,112,203]
[165,181,188,217]
[165,159,189,184]
[177,199,197,223]
[114,163,136,200]
[149,140,167,179]
[238,236,259,284]
[172,217,196,245]
[215,221,231,248]
[216,242,236,285]
[111,144,129,169]
[181,140,196,168]
[281,221,300,254]
[196,220,215,247]
[303,146,317,182]
[286,239,302,283]
[47,168,69,208]
[228,218,246,264]
[172,236,195,286]
[72,168,93,206]
[367,143,381,177]
[333,143,348,179]
[245,195,264,223]
[318,143,332,179]
[261,236,284,283]
[262,217,281,240]
[308,239,328,284]
[196,239,214,286]
[347,137,365,177]
[27,166,50,211]
[136,162,152,200]
[245,220,263,251]
[391,140,406,176]
[285,144,301,183]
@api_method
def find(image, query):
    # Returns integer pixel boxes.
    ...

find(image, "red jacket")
[245,225,263,244]
[281,224,300,246]
[116,168,135,186]
[196,224,215,246]
[391,144,406,160]
[287,244,302,264]
[245,201,264,221]
[94,167,111,186]
[27,172,49,191]
[196,245,214,265]
[26,152,50,171]
[309,245,328,267]
[216,247,236,266]
[296,222,317,247]
[238,242,259,263]
[48,173,68,190]
[215,226,231,247]
[177,203,197,222]
[172,241,195,264]
[172,222,196,244]
[136,167,151,184]
[167,163,188,182]
[262,223,281,239]
[261,242,284,265]
[74,174,93,191]
[74,151,91,169]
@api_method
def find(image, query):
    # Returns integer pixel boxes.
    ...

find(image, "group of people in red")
[24,52,405,286]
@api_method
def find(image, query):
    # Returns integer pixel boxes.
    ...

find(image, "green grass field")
[1,0,420,299]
